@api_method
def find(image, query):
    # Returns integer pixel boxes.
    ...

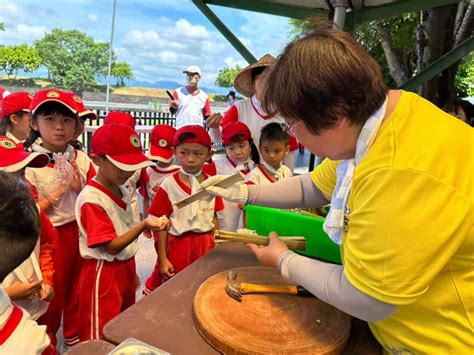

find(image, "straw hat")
[234,54,275,97]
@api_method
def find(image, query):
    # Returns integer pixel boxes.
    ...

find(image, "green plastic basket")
[244,205,341,264]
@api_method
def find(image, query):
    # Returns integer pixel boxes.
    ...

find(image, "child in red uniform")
[0,171,56,354]
[142,124,180,295]
[76,123,169,341]
[0,137,56,325]
[24,89,96,346]
[0,91,32,143]
[148,125,224,285]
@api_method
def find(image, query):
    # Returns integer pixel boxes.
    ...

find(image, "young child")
[148,125,224,286]
[75,123,169,341]
[24,89,96,347]
[0,137,56,325]
[69,94,97,151]
[247,122,292,184]
[212,121,257,231]
[0,91,32,143]
[0,171,56,354]
[141,124,179,296]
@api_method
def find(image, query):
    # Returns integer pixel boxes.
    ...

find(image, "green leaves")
[111,61,134,86]
[0,44,41,79]
[215,66,241,88]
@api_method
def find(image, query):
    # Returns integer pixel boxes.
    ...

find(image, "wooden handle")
[175,172,245,209]
[240,283,298,295]
[215,230,306,251]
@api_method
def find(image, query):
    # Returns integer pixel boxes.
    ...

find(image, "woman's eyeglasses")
[280,120,303,135]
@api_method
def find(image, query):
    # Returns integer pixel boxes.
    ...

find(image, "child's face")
[10,112,31,140]
[225,140,251,164]
[94,156,135,186]
[32,113,77,152]
[175,142,211,174]
[259,140,289,169]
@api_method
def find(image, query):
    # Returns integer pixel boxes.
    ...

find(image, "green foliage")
[0,44,41,79]
[111,61,134,86]
[455,52,474,97]
[0,22,4,31]
[215,66,241,88]
[34,28,111,92]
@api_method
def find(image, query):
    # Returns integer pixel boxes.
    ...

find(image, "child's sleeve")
[39,211,56,287]
[214,197,224,213]
[80,203,117,248]
[203,97,211,117]
[148,187,173,218]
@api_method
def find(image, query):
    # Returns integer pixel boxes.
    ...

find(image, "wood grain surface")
[193,266,351,354]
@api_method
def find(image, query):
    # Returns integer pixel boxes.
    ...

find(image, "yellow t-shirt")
[312,91,473,353]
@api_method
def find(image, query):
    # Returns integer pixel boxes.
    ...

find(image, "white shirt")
[173,87,211,128]
[247,164,292,185]
[145,165,180,201]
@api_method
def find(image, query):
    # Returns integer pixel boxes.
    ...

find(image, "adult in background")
[202,24,473,353]
[206,55,297,171]
[170,65,211,129]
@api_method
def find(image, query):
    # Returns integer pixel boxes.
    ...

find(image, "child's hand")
[145,216,170,231]
[7,280,43,300]
[69,160,83,193]
[159,258,175,281]
[170,99,179,109]
[39,284,55,302]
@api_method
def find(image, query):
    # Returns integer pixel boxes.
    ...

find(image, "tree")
[215,66,241,88]
[0,44,41,79]
[0,22,4,31]
[34,28,111,93]
[290,1,474,105]
[111,61,134,86]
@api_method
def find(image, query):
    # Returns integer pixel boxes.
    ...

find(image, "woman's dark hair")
[262,21,387,134]
[251,67,266,82]
[225,135,260,164]
[0,172,39,281]
[24,102,79,149]
[259,122,289,146]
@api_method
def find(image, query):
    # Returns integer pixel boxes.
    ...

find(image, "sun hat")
[183,65,202,76]
[234,54,275,97]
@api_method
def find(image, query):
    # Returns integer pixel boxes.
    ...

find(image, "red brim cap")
[79,110,98,120]
[0,151,49,173]
[147,145,174,163]
[105,153,153,172]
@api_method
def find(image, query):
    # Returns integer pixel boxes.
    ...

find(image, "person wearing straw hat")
[206,55,297,171]
[169,65,211,129]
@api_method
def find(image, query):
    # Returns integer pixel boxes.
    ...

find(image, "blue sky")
[0,0,293,90]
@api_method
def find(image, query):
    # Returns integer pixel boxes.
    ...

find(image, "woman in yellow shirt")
[202,24,473,353]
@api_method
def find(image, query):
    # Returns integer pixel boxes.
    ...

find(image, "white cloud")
[2,24,47,42]
[87,13,99,23]
[224,57,247,68]
[0,0,26,23]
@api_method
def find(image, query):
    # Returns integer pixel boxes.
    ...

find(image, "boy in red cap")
[141,124,180,295]
[148,125,224,286]
[0,137,58,347]
[104,111,135,129]
[76,123,169,341]
[0,171,56,355]
[0,91,32,143]
[24,89,96,347]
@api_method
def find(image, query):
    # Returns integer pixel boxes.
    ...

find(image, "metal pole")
[333,0,348,29]
[105,0,117,115]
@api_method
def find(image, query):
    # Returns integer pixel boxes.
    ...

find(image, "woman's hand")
[7,280,43,300]
[247,232,289,268]
[205,113,222,129]
[159,257,175,281]
[39,283,55,302]
[145,216,170,231]
[170,99,179,109]
[200,175,248,204]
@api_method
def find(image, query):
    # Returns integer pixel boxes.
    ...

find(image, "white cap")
[183,65,201,76]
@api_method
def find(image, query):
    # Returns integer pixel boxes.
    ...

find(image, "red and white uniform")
[141,165,180,201]
[0,286,55,355]
[75,179,137,341]
[146,171,224,289]
[123,169,147,225]
[214,95,297,170]
[5,131,22,144]
[172,87,211,128]
[247,164,292,185]
[25,143,95,346]
[213,154,255,232]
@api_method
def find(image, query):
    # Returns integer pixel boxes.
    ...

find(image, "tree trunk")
[377,23,409,86]
[454,1,474,46]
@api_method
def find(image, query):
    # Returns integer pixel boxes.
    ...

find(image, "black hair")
[0,111,29,136]
[224,135,260,164]
[24,102,79,149]
[177,132,196,144]
[227,91,236,99]
[0,172,40,281]
[259,122,289,146]
[251,67,266,82]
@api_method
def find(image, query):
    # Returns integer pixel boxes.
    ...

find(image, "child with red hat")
[0,136,59,347]
[0,91,33,143]
[24,89,96,347]
[141,124,180,295]
[75,123,169,341]
[104,111,135,129]
[69,94,97,151]
[148,125,224,286]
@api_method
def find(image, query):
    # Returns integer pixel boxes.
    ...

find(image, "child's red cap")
[221,121,251,145]
[173,125,211,150]
[104,112,135,129]
[0,136,49,172]
[73,94,97,120]
[30,89,78,115]
[91,123,152,171]
[147,124,176,162]
[0,92,32,118]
